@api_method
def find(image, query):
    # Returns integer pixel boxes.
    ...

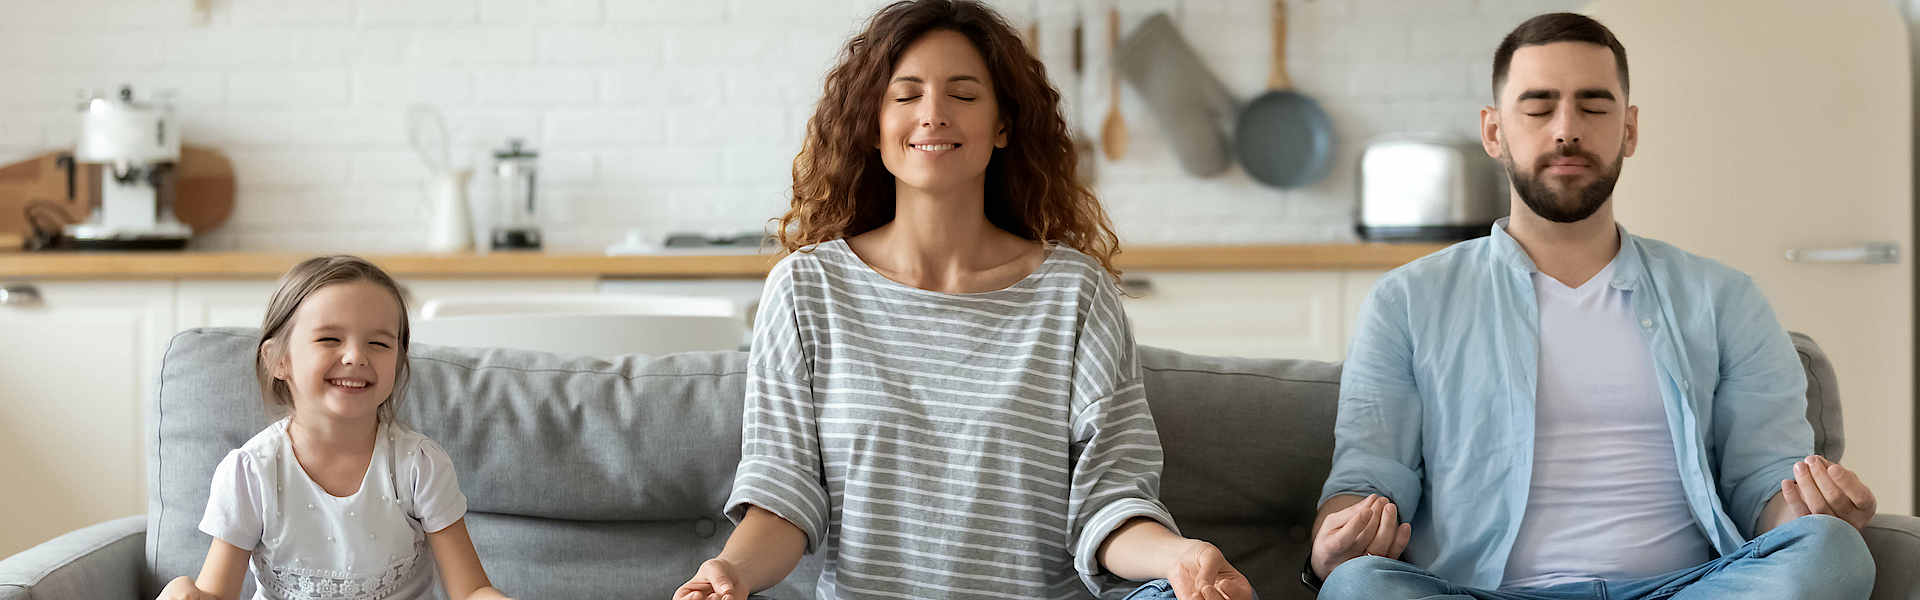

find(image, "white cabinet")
[176,280,279,330]
[1,276,596,558]
[0,281,173,558]
[176,278,600,330]
[1123,271,1346,361]
[1122,270,1387,362]
[399,279,601,310]
[1342,270,1388,351]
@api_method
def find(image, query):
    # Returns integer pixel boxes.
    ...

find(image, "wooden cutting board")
[173,146,236,233]
[0,145,235,242]
[0,151,92,241]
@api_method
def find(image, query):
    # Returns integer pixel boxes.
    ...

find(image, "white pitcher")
[424,169,474,252]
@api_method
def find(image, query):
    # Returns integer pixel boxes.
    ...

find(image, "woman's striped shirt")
[723,239,1176,600]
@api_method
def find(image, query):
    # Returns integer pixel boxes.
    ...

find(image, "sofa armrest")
[1868,513,1920,600]
[0,516,147,600]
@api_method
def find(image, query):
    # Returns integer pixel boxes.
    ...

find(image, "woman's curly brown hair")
[777,0,1123,280]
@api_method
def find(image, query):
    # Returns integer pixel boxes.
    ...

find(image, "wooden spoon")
[1100,8,1128,161]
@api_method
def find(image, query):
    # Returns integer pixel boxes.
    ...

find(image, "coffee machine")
[66,85,191,250]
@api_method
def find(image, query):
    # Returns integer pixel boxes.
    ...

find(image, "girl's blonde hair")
[255,255,412,423]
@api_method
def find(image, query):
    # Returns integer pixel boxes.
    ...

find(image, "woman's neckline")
[829,238,1059,296]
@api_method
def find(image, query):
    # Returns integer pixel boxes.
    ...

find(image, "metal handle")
[0,283,43,306]
[1784,241,1900,264]
[1120,277,1155,297]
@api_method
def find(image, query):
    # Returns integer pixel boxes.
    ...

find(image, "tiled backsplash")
[0,0,1579,252]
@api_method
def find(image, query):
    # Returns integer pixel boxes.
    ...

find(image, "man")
[1307,13,1878,600]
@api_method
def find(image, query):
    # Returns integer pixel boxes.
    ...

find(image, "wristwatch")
[1300,556,1324,592]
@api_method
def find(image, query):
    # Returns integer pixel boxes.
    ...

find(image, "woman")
[674,2,1253,599]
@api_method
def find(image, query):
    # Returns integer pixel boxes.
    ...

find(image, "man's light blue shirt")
[1321,220,1812,589]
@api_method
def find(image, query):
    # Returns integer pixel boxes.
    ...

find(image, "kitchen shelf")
[1114,243,1449,272]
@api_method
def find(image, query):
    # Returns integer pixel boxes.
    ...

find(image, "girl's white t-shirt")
[199,419,468,600]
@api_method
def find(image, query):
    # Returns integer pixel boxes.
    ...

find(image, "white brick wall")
[0,0,1580,252]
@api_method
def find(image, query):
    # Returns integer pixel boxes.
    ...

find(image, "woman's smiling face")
[876,29,1007,197]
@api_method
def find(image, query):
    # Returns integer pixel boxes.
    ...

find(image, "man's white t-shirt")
[1501,261,1716,589]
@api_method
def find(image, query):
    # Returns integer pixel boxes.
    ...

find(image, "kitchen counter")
[0,243,1452,280]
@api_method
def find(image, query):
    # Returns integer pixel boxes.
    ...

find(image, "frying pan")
[1235,0,1334,188]
[1114,13,1238,177]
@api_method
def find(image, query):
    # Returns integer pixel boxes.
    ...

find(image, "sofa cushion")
[1792,331,1844,460]
[401,344,748,521]
[1138,347,1340,599]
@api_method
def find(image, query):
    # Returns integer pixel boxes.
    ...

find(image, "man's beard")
[1500,140,1625,224]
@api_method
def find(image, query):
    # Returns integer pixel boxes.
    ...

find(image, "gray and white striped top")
[724,239,1176,600]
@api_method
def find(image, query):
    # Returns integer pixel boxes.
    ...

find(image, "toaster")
[1356,133,1508,242]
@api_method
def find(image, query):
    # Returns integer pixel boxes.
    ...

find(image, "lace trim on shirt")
[260,547,425,600]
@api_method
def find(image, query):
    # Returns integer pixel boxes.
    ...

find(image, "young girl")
[675,2,1253,599]
[159,255,510,600]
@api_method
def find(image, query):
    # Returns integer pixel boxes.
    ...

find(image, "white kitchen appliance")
[1355,133,1507,242]
[66,85,191,250]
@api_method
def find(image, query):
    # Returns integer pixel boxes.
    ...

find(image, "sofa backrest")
[145,327,1841,599]
[148,328,768,599]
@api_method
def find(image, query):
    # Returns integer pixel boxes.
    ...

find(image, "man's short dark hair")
[1492,13,1629,102]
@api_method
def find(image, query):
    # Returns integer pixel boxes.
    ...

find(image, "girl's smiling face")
[876,29,1008,197]
[267,281,403,423]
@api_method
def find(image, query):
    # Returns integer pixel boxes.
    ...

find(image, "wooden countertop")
[0,243,1451,280]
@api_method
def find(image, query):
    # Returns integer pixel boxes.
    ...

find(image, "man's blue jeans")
[1319,514,1874,600]
[1122,578,1261,600]
[753,578,1259,600]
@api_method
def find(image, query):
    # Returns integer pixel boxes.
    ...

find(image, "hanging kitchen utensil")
[1072,13,1084,73]
[1234,0,1334,188]
[1025,0,1041,52]
[1113,12,1237,176]
[1071,10,1098,184]
[1099,8,1128,160]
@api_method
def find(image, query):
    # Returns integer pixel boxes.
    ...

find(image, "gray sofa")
[3,327,1916,600]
